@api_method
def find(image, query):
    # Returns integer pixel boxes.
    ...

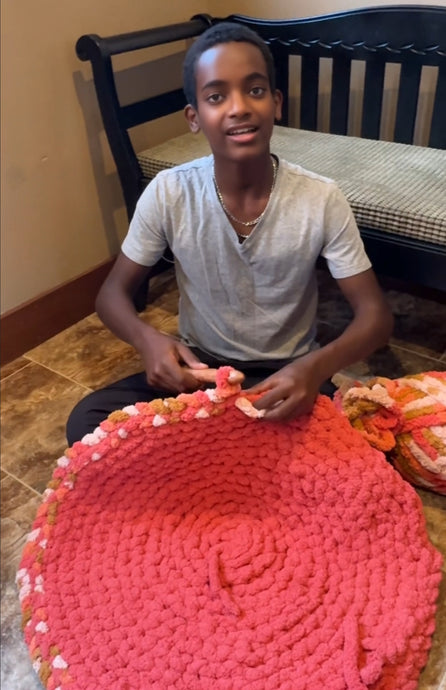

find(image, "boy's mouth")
[227,126,258,136]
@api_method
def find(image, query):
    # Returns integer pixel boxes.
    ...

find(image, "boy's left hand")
[246,357,322,422]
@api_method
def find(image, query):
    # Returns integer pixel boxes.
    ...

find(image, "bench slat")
[330,55,352,135]
[430,63,446,149]
[300,55,319,131]
[361,58,385,140]
[121,89,186,129]
[394,62,422,144]
[270,44,290,127]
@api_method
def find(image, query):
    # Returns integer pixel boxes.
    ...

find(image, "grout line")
[389,343,446,364]
[1,468,43,497]
[0,360,33,383]
[20,357,94,392]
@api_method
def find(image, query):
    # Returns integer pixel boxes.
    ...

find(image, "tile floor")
[1,268,446,689]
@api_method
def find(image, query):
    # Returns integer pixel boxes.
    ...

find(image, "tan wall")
[0,0,209,314]
[1,0,443,313]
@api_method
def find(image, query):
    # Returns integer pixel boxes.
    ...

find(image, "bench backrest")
[76,6,446,219]
[231,8,445,145]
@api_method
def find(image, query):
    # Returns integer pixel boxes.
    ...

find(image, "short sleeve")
[321,186,372,279]
[121,176,169,267]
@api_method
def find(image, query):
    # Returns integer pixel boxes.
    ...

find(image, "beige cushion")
[138,126,446,246]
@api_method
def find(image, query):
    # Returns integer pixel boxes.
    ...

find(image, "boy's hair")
[183,22,276,109]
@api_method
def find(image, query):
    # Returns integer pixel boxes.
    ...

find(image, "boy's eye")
[250,86,266,97]
[206,93,224,104]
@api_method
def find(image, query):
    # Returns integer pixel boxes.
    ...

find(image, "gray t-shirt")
[122,155,371,361]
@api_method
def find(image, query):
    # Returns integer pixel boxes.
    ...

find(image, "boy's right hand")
[137,328,209,393]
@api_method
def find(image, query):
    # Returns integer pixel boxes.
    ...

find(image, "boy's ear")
[274,89,283,122]
[184,104,201,134]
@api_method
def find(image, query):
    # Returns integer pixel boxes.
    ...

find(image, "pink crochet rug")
[18,368,442,690]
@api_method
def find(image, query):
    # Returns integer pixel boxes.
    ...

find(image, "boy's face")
[185,41,282,163]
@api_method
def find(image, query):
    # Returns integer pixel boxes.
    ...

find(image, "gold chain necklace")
[213,156,278,230]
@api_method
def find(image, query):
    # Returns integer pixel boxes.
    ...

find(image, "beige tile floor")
[1,268,446,689]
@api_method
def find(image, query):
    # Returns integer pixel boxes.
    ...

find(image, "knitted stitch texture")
[17,367,442,690]
[335,371,446,495]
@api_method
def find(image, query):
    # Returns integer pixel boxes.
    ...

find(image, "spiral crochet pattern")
[17,367,442,690]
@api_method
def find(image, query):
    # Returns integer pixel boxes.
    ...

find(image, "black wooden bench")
[76,5,446,293]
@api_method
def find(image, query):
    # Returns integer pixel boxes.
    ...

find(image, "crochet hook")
[182,367,245,385]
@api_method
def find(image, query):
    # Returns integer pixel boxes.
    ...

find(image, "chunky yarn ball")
[336,371,446,495]
[17,367,442,690]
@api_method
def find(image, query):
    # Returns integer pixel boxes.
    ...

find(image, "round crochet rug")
[18,368,442,690]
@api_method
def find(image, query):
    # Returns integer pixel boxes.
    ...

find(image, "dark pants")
[66,348,336,445]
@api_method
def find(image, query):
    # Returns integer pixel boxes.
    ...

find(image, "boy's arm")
[95,252,208,392]
[250,268,394,421]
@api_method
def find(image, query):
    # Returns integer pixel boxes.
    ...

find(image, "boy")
[66,23,393,444]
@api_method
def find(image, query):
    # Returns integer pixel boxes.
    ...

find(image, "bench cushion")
[138,126,446,247]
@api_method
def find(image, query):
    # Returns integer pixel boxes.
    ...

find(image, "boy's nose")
[228,91,250,116]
